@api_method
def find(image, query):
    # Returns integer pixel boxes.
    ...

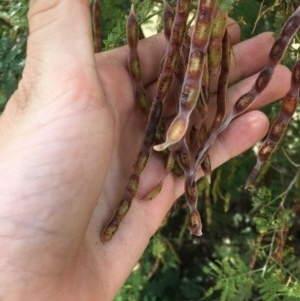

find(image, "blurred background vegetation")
[1,0,300,300]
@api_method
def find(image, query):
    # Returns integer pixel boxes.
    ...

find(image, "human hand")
[0,1,291,300]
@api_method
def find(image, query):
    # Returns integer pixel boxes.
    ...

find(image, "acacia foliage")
[0,1,299,300]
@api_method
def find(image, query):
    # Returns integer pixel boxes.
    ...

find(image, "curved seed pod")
[201,155,212,184]
[154,0,217,152]
[163,0,175,40]
[176,140,202,236]
[198,56,209,112]
[127,4,151,113]
[194,29,230,182]
[92,0,101,52]
[127,4,139,49]
[101,0,192,242]
[192,6,300,176]
[245,59,300,188]
[208,8,227,78]
[189,208,203,236]
[101,102,161,242]
[101,174,138,242]
[196,123,212,183]
[209,29,230,134]
[233,6,300,116]
[142,149,177,201]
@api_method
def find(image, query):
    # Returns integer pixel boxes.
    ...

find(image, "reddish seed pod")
[255,66,273,93]
[234,92,256,114]
[101,0,192,242]
[175,140,202,236]
[163,0,175,40]
[234,7,300,115]
[184,176,198,208]
[127,5,139,49]
[269,38,288,64]
[92,0,101,52]
[101,3,300,243]
[245,60,300,188]
[154,0,217,152]
[189,209,203,236]
[209,29,230,133]
[208,8,227,77]
[199,57,209,110]
[193,7,300,179]
[270,16,300,63]
[127,5,151,113]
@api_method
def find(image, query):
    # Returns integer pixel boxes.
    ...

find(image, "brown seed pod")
[163,0,175,40]
[92,0,101,52]
[175,140,202,236]
[209,28,230,134]
[192,6,300,176]
[101,0,192,242]
[101,2,300,243]
[127,4,151,113]
[245,59,300,188]
[154,0,217,152]
[208,8,227,78]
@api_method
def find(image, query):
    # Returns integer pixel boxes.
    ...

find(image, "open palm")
[0,1,291,301]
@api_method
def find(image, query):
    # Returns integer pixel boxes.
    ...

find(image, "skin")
[0,0,291,300]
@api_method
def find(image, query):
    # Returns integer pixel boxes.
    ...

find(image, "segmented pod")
[154,0,217,152]
[101,0,192,242]
[97,1,300,242]
[127,4,151,113]
[192,6,300,176]
[245,59,300,188]
[92,0,101,52]
[208,8,227,78]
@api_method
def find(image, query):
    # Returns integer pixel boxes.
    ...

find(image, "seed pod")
[189,208,203,236]
[196,123,212,183]
[92,0,101,52]
[154,0,217,152]
[101,0,192,242]
[127,4,139,49]
[208,8,227,78]
[192,30,230,176]
[163,0,175,40]
[142,149,177,201]
[245,59,300,188]
[201,155,212,184]
[127,4,151,113]
[101,199,131,242]
[233,6,300,116]
[197,56,209,112]
[176,140,203,236]
[192,6,300,176]
[209,28,230,134]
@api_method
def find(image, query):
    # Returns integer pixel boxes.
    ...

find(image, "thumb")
[28,0,94,69]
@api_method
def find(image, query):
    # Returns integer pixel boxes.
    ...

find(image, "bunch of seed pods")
[95,0,300,242]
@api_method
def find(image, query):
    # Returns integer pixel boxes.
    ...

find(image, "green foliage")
[1,1,300,300]
[0,0,28,109]
[100,0,155,50]
[204,256,252,301]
